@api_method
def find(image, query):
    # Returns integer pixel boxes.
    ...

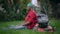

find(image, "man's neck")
[28,8,32,11]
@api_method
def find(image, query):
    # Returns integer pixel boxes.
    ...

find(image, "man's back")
[25,9,37,29]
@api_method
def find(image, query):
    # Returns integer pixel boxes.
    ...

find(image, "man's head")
[27,3,34,10]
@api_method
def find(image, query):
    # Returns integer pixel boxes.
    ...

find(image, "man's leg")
[12,25,28,30]
[2,25,28,30]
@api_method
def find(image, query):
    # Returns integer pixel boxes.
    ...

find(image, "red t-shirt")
[25,9,37,29]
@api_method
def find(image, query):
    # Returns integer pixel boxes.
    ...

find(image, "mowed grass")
[0,20,60,34]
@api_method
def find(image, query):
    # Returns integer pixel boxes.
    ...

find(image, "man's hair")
[27,3,34,9]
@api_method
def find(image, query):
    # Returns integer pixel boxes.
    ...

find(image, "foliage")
[0,0,30,21]
[0,0,60,21]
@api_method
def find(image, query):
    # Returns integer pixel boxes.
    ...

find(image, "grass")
[0,20,60,34]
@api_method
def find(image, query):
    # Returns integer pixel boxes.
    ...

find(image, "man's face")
[26,6,31,11]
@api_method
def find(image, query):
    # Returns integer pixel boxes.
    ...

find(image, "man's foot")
[44,27,56,32]
[49,27,56,32]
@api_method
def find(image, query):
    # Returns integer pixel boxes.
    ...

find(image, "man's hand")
[19,22,30,26]
[33,24,38,31]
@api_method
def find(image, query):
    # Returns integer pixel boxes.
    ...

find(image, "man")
[2,3,37,30]
[21,3,37,29]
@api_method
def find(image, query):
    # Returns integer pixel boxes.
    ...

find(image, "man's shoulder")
[29,9,36,14]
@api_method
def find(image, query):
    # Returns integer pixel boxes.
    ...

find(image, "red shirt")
[25,9,37,29]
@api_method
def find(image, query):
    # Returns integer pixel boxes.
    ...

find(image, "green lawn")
[0,20,60,34]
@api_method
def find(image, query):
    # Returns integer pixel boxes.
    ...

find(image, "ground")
[0,20,60,34]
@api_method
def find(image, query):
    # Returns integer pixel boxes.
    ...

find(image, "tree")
[0,0,30,21]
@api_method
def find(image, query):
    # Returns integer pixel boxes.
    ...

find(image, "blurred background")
[0,0,60,21]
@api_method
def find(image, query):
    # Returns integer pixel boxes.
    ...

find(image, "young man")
[2,3,37,30]
[22,3,37,29]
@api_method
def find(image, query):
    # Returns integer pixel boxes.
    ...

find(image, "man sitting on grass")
[2,3,37,30]
[19,3,37,29]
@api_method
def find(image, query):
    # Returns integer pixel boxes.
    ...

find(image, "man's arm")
[20,22,30,26]
[33,23,38,30]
